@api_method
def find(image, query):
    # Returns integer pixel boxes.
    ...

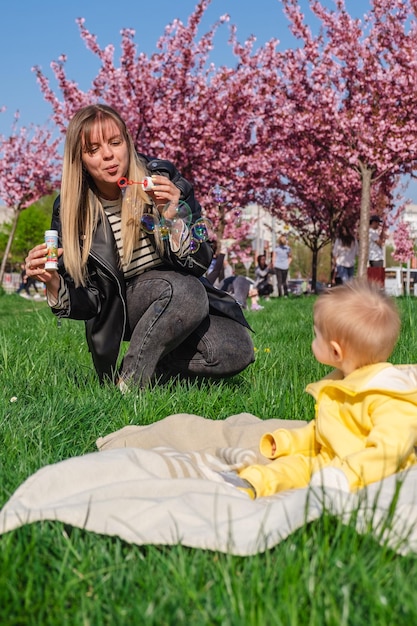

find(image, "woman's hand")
[25,243,63,299]
[147,175,181,219]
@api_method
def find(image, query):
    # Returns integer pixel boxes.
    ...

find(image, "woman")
[333,225,358,284]
[25,105,254,389]
[253,254,273,299]
[272,235,292,297]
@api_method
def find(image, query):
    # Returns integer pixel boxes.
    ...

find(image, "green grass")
[1,292,417,625]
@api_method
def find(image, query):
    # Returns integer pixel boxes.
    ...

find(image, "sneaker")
[251,303,264,311]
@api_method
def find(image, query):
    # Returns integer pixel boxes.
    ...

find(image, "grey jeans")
[120,268,255,386]
[275,268,289,296]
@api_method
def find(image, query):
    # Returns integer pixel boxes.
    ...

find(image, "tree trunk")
[357,164,373,277]
[311,244,318,293]
[0,207,20,286]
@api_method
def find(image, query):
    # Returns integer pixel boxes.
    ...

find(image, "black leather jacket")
[50,158,213,381]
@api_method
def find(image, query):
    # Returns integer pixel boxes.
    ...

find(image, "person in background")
[220,274,263,311]
[369,215,385,267]
[16,262,31,298]
[272,234,292,297]
[332,224,358,283]
[254,254,273,300]
[206,240,226,287]
[367,215,386,288]
[24,104,254,390]
[222,279,417,498]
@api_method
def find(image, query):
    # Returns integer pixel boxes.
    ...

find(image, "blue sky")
[0,0,367,133]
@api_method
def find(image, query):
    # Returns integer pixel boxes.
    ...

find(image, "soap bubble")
[169,218,186,239]
[162,200,192,226]
[233,209,242,227]
[158,217,171,240]
[141,213,159,234]
[191,217,214,242]
[210,184,228,205]
[190,238,201,253]
[141,204,214,254]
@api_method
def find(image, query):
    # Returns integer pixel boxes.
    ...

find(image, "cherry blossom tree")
[32,1,281,253]
[0,114,62,283]
[268,0,417,276]
[392,219,415,263]
[263,131,364,287]
[31,0,417,276]
[391,198,417,264]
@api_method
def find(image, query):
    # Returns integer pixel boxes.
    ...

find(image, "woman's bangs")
[82,114,123,152]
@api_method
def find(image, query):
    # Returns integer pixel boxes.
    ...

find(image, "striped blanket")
[1,413,417,556]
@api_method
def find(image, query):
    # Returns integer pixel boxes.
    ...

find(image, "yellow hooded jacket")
[240,363,417,496]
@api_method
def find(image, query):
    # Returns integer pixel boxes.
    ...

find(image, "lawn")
[1,292,417,625]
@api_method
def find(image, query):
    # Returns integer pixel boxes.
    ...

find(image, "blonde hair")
[61,104,159,286]
[314,279,400,367]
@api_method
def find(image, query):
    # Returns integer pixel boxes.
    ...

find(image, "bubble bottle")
[45,230,59,270]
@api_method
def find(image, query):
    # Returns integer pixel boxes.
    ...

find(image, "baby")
[227,278,417,498]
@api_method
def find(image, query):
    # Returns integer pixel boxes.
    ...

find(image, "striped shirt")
[49,196,191,311]
[103,198,162,279]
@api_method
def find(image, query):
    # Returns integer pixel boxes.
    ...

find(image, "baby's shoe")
[251,303,264,311]
[218,471,257,499]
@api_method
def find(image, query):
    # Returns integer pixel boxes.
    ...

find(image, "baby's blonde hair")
[314,279,400,367]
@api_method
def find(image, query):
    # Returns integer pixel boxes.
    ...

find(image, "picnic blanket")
[1,412,417,556]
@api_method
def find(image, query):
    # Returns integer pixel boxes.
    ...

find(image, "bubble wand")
[118,176,155,191]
